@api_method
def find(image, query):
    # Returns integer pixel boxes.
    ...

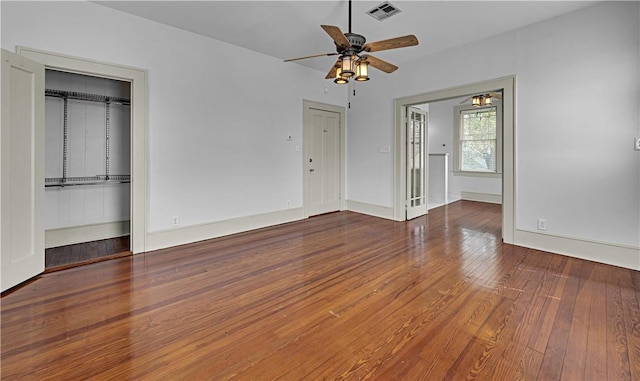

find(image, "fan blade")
[284,52,338,62]
[459,96,473,104]
[363,55,398,73]
[488,92,503,99]
[325,60,340,79]
[321,25,351,48]
[363,35,418,53]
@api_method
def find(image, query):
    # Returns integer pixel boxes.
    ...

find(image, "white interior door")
[406,107,428,220]
[1,49,45,292]
[306,108,341,216]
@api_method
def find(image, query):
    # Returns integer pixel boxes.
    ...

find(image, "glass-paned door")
[406,107,428,220]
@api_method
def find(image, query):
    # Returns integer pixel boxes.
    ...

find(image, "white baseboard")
[514,229,640,270]
[428,199,448,210]
[45,221,130,248]
[345,200,395,220]
[461,191,502,204]
[146,208,305,252]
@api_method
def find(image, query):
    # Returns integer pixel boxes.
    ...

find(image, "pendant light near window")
[471,94,494,107]
[461,92,502,107]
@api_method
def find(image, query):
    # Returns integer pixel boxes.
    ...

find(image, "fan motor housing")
[336,33,366,55]
[345,33,366,48]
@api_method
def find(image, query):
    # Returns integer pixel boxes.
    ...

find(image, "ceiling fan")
[460,92,503,107]
[284,0,419,84]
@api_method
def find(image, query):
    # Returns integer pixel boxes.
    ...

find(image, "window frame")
[453,100,503,177]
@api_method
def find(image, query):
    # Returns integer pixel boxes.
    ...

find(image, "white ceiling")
[96,1,597,74]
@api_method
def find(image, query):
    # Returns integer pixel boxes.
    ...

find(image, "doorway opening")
[393,76,515,243]
[43,70,132,270]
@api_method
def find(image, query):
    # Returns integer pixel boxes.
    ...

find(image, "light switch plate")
[635,137,640,151]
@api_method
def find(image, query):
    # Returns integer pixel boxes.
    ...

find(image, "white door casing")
[17,47,148,255]
[393,76,515,243]
[1,49,45,292]
[406,107,428,220]
[303,100,345,218]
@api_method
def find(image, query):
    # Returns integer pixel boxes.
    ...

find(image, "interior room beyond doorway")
[44,69,131,269]
[415,93,503,211]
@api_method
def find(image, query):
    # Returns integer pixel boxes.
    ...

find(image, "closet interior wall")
[44,69,131,247]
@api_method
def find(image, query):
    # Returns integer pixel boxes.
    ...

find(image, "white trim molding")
[45,221,130,248]
[17,46,148,254]
[346,200,395,220]
[146,208,304,252]
[393,76,515,243]
[461,191,502,204]
[515,229,640,270]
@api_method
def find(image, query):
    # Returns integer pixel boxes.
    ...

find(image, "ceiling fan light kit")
[355,59,370,81]
[285,0,418,85]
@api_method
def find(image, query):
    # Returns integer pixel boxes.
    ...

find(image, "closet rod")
[45,181,131,188]
[45,175,130,182]
[45,89,130,105]
[45,175,131,188]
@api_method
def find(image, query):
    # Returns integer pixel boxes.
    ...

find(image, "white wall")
[346,1,639,249]
[1,1,346,234]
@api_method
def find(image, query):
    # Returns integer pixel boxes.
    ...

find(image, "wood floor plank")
[618,266,640,380]
[606,263,633,381]
[560,261,596,380]
[1,201,638,380]
[538,259,583,380]
[585,264,609,380]
[45,236,130,270]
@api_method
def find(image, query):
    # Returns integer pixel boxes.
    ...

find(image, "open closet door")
[1,49,45,292]
[406,107,428,220]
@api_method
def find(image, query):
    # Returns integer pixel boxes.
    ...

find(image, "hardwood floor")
[44,236,131,272]
[2,201,639,380]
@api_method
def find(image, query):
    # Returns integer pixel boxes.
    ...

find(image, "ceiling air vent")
[366,2,401,21]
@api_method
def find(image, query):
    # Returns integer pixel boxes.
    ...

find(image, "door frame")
[302,100,346,218]
[17,47,148,254]
[393,76,515,244]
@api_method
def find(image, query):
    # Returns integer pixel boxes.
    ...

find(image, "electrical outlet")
[634,137,640,151]
[172,216,179,226]
[537,218,547,231]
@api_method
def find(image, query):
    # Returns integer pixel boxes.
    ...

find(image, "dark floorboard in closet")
[45,236,130,271]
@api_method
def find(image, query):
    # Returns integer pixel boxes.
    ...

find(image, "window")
[453,101,502,175]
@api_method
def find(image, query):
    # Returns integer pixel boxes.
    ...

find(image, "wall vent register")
[366,2,402,21]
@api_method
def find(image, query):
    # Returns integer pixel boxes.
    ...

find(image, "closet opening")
[43,69,132,270]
